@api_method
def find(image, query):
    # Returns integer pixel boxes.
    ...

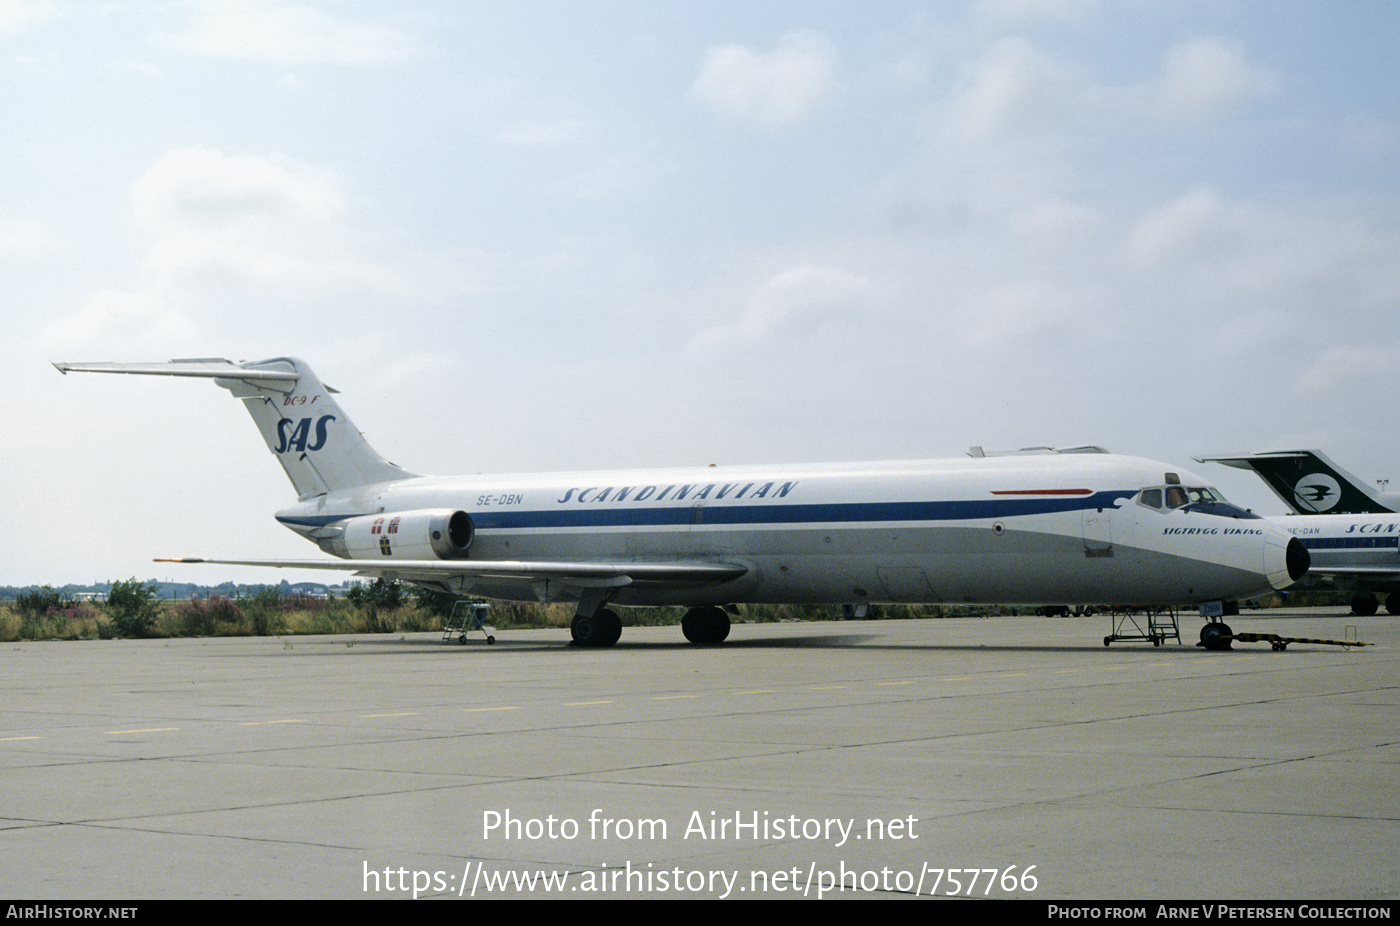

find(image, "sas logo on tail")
[275,414,336,453]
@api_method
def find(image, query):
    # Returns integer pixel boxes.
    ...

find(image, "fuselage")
[1272,512,1400,597]
[275,453,1304,609]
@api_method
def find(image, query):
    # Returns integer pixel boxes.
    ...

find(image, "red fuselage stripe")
[990,488,1094,496]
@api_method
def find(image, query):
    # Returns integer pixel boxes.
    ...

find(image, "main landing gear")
[1351,593,1378,616]
[569,603,733,647]
[1347,592,1400,616]
[681,606,731,644]
[570,608,622,647]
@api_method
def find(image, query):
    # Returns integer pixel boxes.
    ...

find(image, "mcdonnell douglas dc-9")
[55,357,1308,649]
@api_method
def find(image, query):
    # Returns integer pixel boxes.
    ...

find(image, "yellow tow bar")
[1228,631,1371,652]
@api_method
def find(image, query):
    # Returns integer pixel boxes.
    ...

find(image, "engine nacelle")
[321,509,475,560]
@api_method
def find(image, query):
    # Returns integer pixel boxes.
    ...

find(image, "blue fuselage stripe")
[277,491,1135,531]
[1302,536,1400,550]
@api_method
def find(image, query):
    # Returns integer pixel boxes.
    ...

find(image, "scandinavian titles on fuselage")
[552,481,799,505]
[1343,521,1400,534]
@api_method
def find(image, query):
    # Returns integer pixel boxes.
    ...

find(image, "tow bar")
[1198,625,1372,652]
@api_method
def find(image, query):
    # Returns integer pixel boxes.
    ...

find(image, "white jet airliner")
[1263,514,1400,617]
[1196,453,1399,615]
[55,357,1308,649]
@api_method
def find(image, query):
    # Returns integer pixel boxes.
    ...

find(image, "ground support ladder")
[441,601,495,645]
[1103,607,1179,647]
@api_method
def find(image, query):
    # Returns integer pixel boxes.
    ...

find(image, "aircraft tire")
[1386,593,1400,616]
[1199,622,1233,651]
[1352,594,1379,617]
[571,609,623,647]
[682,606,730,644]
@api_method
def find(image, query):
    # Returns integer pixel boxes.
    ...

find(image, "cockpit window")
[1138,484,1259,518]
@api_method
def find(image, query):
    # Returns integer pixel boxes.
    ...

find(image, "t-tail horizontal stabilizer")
[55,357,416,500]
[1196,450,1397,515]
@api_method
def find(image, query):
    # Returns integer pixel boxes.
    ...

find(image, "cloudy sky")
[4,1,1398,586]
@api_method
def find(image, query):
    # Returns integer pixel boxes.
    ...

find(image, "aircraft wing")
[1304,565,1400,581]
[156,557,748,589]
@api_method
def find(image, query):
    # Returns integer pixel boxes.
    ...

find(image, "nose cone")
[1265,526,1310,590]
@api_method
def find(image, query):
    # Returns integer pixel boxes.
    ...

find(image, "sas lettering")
[275,414,335,453]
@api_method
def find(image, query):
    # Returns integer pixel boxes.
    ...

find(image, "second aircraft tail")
[1197,450,1395,515]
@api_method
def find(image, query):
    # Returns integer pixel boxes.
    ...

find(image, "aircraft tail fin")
[1197,450,1394,514]
[54,357,417,499]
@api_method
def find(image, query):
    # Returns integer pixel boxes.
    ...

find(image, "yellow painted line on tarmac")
[564,700,615,706]
[877,680,916,686]
[463,706,520,713]
[240,719,306,726]
[810,685,848,690]
[737,690,776,694]
[361,712,419,718]
[652,695,698,700]
[0,736,42,741]
[107,727,179,734]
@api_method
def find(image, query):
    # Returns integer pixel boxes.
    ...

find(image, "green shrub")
[15,587,70,621]
[176,595,245,636]
[105,579,162,638]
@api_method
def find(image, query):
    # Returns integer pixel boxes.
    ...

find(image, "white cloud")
[41,289,197,349]
[0,0,59,38]
[129,146,367,292]
[691,264,870,350]
[941,36,1073,146]
[692,30,836,131]
[1127,188,1234,267]
[41,147,412,351]
[1152,36,1273,122]
[957,279,1080,346]
[132,146,345,234]
[163,0,421,66]
[1295,342,1400,394]
[1126,188,1400,306]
